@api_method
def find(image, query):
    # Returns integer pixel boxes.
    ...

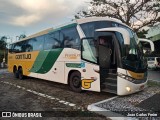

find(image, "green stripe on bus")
[29,51,50,73]
[36,48,63,74]
[30,48,63,74]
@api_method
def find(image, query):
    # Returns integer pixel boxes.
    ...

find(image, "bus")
[8,17,154,95]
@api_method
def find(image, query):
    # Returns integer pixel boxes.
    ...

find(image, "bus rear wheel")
[69,71,82,93]
[13,67,19,78]
[18,68,24,80]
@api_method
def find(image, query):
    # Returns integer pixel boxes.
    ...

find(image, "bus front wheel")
[69,71,82,93]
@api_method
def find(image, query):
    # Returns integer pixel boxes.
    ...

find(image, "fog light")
[126,87,131,92]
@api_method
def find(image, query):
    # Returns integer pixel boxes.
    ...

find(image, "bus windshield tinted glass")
[112,22,145,71]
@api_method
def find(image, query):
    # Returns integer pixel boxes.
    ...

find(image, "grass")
[148,81,160,87]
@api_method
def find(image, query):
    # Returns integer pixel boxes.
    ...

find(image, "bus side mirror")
[138,38,155,53]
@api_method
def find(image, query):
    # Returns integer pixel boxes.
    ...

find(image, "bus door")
[81,38,100,92]
[98,35,116,84]
[81,36,116,92]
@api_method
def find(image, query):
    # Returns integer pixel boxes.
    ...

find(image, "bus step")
[108,69,117,73]
[107,73,117,79]
[101,82,117,91]
[105,82,117,87]
[105,77,117,84]
[102,89,117,94]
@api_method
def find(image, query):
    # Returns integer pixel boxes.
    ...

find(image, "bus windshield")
[121,27,145,71]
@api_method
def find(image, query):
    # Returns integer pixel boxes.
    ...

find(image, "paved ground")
[0,69,113,119]
[148,69,160,82]
[137,93,160,111]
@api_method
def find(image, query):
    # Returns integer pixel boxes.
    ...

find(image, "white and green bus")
[8,17,154,95]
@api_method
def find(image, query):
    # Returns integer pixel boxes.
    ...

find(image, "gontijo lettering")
[15,54,31,59]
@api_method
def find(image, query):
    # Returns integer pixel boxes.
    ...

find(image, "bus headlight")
[118,73,134,82]
[126,87,131,92]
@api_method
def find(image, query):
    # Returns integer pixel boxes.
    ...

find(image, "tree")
[17,34,26,40]
[0,36,7,63]
[137,29,148,38]
[76,0,160,32]
[0,36,7,50]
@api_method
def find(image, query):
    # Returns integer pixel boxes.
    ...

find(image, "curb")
[87,96,137,120]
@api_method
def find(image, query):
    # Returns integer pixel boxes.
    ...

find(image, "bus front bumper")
[117,76,147,96]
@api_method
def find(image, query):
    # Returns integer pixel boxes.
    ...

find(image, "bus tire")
[69,71,82,93]
[18,68,24,80]
[13,67,19,78]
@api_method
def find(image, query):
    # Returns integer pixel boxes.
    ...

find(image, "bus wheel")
[69,71,82,93]
[18,68,24,80]
[13,67,19,78]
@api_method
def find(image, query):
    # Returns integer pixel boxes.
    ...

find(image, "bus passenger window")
[24,40,33,52]
[32,36,44,51]
[44,31,61,50]
[60,26,80,50]
[53,41,60,48]
[64,37,73,48]
[13,42,23,53]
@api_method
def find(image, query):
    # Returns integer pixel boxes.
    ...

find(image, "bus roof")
[12,17,133,44]
[76,17,132,30]
[76,17,122,24]
[20,28,53,41]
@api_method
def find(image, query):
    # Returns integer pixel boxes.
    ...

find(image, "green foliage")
[0,36,7,50]
[148,81,160,87]
[0,36,8,63]
[137,29,148,38]
[19,34,26,40]
[0,50,7,63]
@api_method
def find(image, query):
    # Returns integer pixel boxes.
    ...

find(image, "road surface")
[0,69,111,119]
[148,69,160,82]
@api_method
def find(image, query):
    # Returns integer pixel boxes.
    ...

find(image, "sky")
[0,0,90,42]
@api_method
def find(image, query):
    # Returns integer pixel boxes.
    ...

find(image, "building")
[145,23,160,52]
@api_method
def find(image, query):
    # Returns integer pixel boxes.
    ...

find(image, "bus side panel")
[29,48,81,84]
[60,48,81,84]
[81,62,100,92]
[8,51,39,76]
[37,61,65,83]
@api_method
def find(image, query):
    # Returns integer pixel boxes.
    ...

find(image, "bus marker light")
[126,87,131,92]
[139,85,144,90]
